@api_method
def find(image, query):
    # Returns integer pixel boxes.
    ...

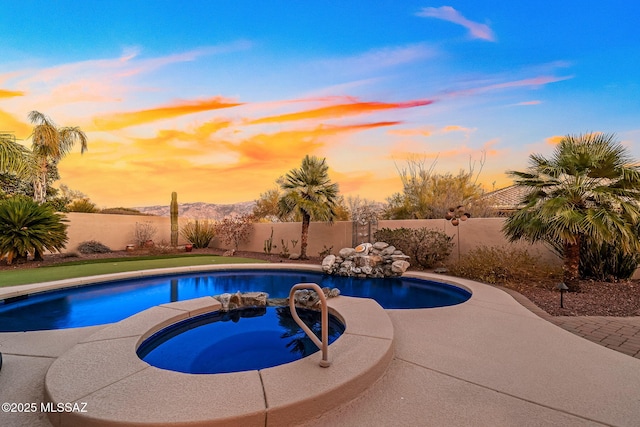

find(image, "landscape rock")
[321,241,410,278]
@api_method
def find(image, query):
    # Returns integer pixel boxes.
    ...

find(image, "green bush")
[0,195,68,264]
[180,220,216,248]
[446,245,562,287]
[373,227,453,268]
[580,238,640,281]
[77,240,111,254]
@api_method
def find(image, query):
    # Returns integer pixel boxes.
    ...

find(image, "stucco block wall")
[65,212,184,251]
[63,214,560,267]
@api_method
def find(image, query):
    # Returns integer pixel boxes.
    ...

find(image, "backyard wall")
[64,213,560,265]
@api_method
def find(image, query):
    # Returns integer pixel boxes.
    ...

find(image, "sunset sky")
[1,1,639,207]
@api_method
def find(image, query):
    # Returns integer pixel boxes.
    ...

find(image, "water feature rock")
[380,246,396,257]
[354,243,372,255]
[241,292,268,307]
[372,241,389,250]
[339,247,356,258]
[391,260,410,274]
[322,254,336,271]
[321,241,410,278]
[217,293,231,310]
[289,253,300,260]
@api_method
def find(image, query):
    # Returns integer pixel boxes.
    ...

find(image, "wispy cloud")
[513,100,542,106]
[319,43,437,74]
[0,89,24,98]
[249,99,433,124]
[91,97,242,131]
[416,6,495,41]
[445,75,573,97]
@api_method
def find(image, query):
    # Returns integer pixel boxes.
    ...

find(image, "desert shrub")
[100,207,147,215]
[67,198,99,213]
[180,220,216,248]
[446,245,561,288]
[580,237,640,281]
[318,245,333,258]
[77,240,111,254]
[0,195,68,264]
[215,214,254,250]
[374,227,453,268]
[134,221,158,247]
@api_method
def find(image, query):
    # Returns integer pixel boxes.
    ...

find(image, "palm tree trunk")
[33,161,48,203]
[300,213,310,259]
[563,241,581,292]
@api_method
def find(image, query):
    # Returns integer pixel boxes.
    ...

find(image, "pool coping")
[43,293,394,427]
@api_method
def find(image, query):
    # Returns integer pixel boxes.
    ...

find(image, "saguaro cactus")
[170,192,178,246]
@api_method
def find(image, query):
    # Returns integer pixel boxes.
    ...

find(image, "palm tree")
[279,155,339,259]
[28,111,88,203]
[503,133,640,291]
[0,133,33,178]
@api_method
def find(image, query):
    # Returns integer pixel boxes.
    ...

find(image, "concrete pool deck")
[1,265,640,426]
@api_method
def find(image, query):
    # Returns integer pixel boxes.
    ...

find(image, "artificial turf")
[0,255,266,287]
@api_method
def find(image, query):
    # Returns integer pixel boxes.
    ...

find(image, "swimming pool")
[0,269,471,332]
[137,306,345,374]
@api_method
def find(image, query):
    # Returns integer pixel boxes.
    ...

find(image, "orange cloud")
[515,100,542,106]
[224,121,399,166]
[442,125,474,133]
[0,89,24,98]
[388,128,432,137]
[91,97,242,131]
[249,99,432,125]
[545,135,563,145]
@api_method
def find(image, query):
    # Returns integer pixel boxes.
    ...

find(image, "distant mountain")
[134,201,256,220]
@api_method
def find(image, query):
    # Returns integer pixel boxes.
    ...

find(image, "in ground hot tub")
[137,306,345,374]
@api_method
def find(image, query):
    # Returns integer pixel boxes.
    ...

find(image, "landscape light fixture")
[445,205,469,261]
[556,282,569,308]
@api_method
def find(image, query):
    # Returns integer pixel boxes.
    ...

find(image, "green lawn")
[0,254,267,287]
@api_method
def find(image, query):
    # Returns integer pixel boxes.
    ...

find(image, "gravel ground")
[2,248,639,317]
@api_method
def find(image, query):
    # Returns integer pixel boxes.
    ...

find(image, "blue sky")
[1,1,639,206]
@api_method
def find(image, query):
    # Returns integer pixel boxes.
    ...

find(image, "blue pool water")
[137,306,345,374]
[0,269,471,332]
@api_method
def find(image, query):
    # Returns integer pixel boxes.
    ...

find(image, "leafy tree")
[27,111,88,203]
[503,133,640,291]
[215,214,254,251]
[383,154,494,219]
[252,187,291,222]
[0,195,68,264]
[278,155,339,259]
[347,195,381,223]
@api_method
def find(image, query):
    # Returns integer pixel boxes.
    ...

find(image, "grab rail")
[289,283,331,367]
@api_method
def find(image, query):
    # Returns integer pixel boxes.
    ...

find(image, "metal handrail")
[288,283,331,367]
